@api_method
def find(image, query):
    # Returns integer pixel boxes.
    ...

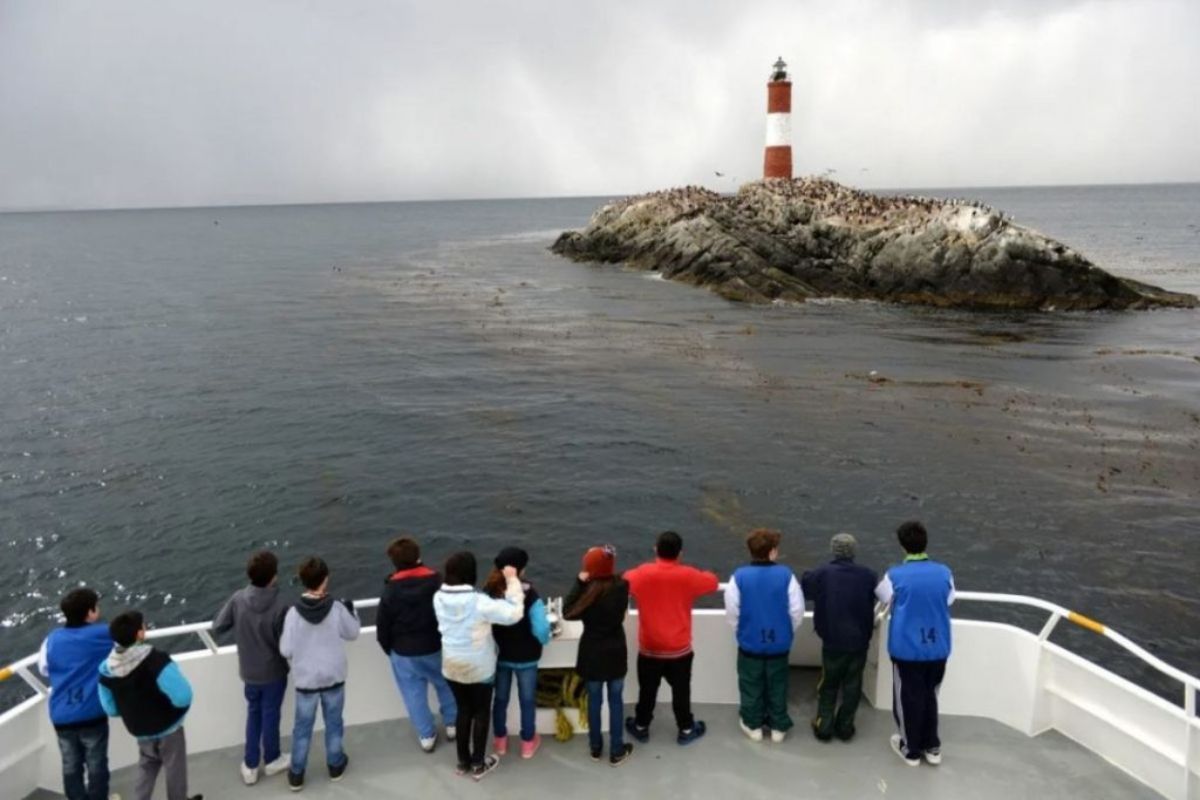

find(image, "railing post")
[197,630,220,654]
[1037,611,1062,641]
[16,666,48,698]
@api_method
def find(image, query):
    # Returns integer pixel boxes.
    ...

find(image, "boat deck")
[27,671,1152,799]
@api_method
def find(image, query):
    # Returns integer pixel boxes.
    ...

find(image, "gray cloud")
[1,0,1197,210]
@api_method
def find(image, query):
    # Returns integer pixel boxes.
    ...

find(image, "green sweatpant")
[813,648,868,740]
[737,651,792,731]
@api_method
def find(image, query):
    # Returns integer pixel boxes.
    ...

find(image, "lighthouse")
[763,57,792,180]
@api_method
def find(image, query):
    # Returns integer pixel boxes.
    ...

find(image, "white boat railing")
[2,589,1197,799]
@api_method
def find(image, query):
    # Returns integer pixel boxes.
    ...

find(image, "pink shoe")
[493,736,508,756]
[520,734,541,759]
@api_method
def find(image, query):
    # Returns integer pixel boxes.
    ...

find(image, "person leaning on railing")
[800,533,878,743]
[37,587,116,800]
[211,550,293,786]
[874,520,955,768]
[563,544,634,766]
[724,528,805,744]
[623,530,720,747]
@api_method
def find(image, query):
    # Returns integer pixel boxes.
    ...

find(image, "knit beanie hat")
[494,546,529,572]
[831,533,857,560]
[582,545,616,579]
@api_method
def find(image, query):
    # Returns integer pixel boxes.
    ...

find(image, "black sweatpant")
[634,652,695,731]
[891,658,946,757]
[447,680,494,767]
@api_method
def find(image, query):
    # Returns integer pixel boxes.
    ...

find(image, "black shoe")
[836,727,856,742]
[624,716,649,743]
[187,796,204,800]
[677,720,706,746]
[287,769,304,792]
[471,754,500,781]
[590,747,602,761]
[329,755,348,782]
[609,743,634,767]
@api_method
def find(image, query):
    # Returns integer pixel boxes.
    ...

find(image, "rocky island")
[551,178,1197,311]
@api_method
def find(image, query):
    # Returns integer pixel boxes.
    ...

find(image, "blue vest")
[733,562,795,656]
[885,559,953,662]
[45,623,112,727]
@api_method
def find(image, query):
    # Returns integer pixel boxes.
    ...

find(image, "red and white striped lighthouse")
[764,57,792,180]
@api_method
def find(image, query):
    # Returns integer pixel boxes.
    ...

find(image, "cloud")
[0,0,1197,210]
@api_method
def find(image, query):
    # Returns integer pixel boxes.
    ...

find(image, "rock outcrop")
[551,178,1197,311]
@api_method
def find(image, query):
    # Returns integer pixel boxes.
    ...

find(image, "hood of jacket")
[245,584,282,613]
[105,642,152,678]
[295,594,334,625]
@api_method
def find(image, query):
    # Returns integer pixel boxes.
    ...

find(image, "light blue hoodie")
[433,576,524,684]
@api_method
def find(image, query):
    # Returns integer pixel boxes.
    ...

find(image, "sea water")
[0,184,1197,703]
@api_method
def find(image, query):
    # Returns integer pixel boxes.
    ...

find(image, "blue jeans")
[291,686,346,774]
[56,719,110,800]
[387,651,457,740]
[587,679,625,755]
[244,678,286,768]
[492,664,538,741]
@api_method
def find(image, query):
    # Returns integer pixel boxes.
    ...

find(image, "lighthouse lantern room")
[764,57,793,180]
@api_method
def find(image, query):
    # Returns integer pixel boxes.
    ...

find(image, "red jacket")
[624,558,720,658]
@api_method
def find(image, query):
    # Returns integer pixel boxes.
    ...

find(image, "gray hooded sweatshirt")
[279,594,361,692]
[213,584,291,684]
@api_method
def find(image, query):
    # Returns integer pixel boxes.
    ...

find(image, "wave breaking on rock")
[551,178,1197,311]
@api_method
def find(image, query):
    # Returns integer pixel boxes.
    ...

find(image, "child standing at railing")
[279,557,361,792]
[98,610,201,800]
[433,552,524,781]
[212,550,293,785]
[39,588,114,800]
[376,536,458,753]
[564,545,634,766]
[485,547,551,761]
[725,529,805,743]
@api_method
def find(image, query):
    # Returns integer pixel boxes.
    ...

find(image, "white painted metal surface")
[3,591,1198,799]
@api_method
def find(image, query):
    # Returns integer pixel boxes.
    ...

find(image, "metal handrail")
[3,590,1197,698]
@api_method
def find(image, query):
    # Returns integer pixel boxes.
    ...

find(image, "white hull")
[2,592,1198,799]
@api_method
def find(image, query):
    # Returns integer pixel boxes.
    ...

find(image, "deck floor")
[29,670,1154,799]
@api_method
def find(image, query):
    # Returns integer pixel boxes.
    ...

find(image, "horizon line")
[2,178,1198,216]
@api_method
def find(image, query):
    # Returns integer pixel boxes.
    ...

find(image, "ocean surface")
[1,183,1198,705]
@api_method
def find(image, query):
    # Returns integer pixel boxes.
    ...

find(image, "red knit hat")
[582,545,616,578]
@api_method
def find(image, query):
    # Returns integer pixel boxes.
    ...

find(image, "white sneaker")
[420,734,438,752]
[240,762,260,785]
[890,734,920,766]
[264,754,291,776]
[738,718,764,742]
[770,729,787,744]
[923,748,942,765]
[445,725,457,742]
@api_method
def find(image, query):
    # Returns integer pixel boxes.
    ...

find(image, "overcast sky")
[1,0,1198,210]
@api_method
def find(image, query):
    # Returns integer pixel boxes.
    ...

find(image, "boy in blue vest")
[98,611,201,800]
[801,533,878,742]
[724,528,804,743]
[38,587,115,800]
[875,520,955,767]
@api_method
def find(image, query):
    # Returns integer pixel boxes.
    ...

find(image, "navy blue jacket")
[800,558,878,653]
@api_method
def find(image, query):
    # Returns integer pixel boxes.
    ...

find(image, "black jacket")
[97,649,188,738]
[800,558,878,653]
[493,584,544,664]
[564,577,629,681]
[376,566,442,657]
